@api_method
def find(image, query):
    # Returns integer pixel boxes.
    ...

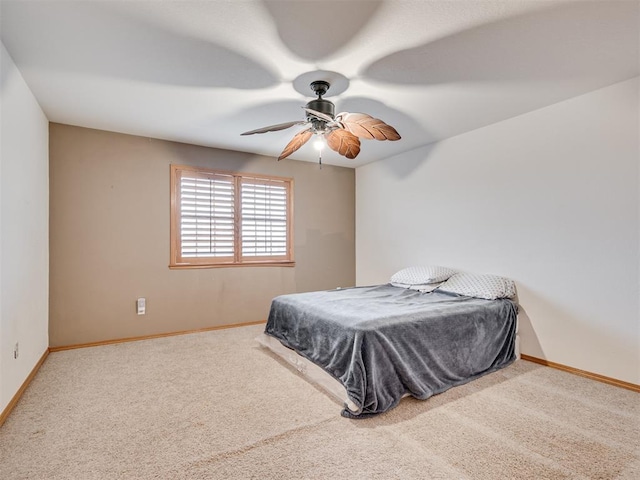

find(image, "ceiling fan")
[241,80,401,161]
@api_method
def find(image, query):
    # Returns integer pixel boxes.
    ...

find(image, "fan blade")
[241,120,305,136]
[325,129,361,159]
[278,128,313,160]
[303,107,335,123]
[336,112,401,141]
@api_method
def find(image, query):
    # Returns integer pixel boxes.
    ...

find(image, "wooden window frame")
[170,164,294,268]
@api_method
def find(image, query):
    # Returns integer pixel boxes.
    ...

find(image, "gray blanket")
[265,284,517,417]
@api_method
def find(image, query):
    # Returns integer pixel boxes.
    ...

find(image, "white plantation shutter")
[179,172,235,259]
[241,177,288,258]
[170,165,293,267]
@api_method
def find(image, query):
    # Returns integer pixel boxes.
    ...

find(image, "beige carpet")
[0,324,638,479]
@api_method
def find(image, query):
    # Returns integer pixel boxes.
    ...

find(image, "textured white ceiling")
[1,0,638,167]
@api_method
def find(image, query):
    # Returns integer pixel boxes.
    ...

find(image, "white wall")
[0,41,49,412]
[356,77,639,385]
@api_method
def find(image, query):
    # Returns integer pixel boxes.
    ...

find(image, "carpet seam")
[380,425,475,480]
[190,417,339,467]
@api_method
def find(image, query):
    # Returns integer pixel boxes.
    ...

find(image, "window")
[170,164,294,268]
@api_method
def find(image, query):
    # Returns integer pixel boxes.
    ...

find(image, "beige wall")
[49,124,355,347]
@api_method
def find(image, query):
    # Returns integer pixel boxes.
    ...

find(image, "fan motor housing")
[306,80,335,123]
[305,98,335,119]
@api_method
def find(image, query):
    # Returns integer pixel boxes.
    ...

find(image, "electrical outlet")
[137,297,146,315]
[13,342,19,359]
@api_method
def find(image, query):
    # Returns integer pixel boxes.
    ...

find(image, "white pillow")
[390,266,457,285]
[437,272,516,300]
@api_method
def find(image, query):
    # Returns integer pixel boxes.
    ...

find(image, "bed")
[259,269,519,418]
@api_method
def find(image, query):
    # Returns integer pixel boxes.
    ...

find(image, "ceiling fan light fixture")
[241,78,401,162]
